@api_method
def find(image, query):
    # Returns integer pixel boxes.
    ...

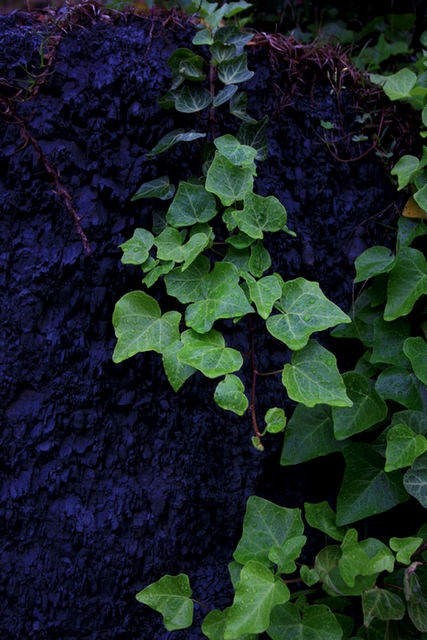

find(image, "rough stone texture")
[0,8,417,639]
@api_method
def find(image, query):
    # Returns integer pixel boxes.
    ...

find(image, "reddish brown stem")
[247,315,262,441]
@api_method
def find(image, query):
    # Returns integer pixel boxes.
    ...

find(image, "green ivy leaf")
[162,340,196,392]
[390,154,421,190]
[339,529,394,588]
[214,26,253,55]
[370,68,417,100]
[384,247,427,321]
[389,537,423,564]
[237,116,269,160]
[142,261,175,288]
[202,608,258,640]
[214,134,257,168]
[224,561,290,638]
[404,337,427,385]
[146,129,207,158]
[249,241,271,276]
[403,452,427,508]
[385,424,427,472]
[268,602,344,639]
[268,535,307,574]
[230,92,257,123]
[397,217,427,249]
[232,192,287,239]
[362,587,406,628]
[304,502,348,542]
[300,565,320,587]
[166,182,217,228]
[135,574,193,631]
[266,278,350,351]
[164,255,211,303]
[314,546,378,597]
[242,273,282,319]
[112,291,181,362]
[370,317,411,368]
[212,84,239,107]
[131,176,175,201]
[354,246,395,282]
[185,262,254,333]
[217,52,254,85]
[375,367,427,411]
[336,443,409,526]
[332,372,388,440]
[206,153,254,206]
[404,564,427,632]
[177,328,243,378]
[214,374,248,415]
[211,41,237,62]
[175,85,213,113]
[192,28,213,45]
[282,340,352,408]
[154,227,210,269]
[233,496,305,568]
[119,228,154,265]
[178,55,206,81]
[281,403,347,465]
[223,0,252,18]
[264,407,286,433]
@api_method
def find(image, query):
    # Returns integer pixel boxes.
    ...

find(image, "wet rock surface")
[0,9,413,639]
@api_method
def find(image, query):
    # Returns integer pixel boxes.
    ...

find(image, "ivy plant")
[112,3,427,637]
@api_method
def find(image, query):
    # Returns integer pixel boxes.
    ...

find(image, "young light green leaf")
[391,155,421,190]
[389,537,423,564]
[249,241,271,277]
[314,546,378,597]
[224,560,290,639]
[164,255,211,303]
[243,273,282,319]
[214,134,257,168]
[300,565,320,587]
[375,366,427,411]
[384,247,427,321]
[112,291,181,362]
[206,153,254,206]
[370,68,417,100]
[336,443,409,526]
[192,28,213,45]
[212,84,239,107]
[162,340,196,392]
[339,529,395,588]
[154,227,210,269]
[354,246,395,282]
[281,404,348,466]
[304,502,348,542]
[403,452,427,508]
[362,587,406,628]
[232,192,287,239]
[214,374,248,415]
[414,183,427,213]
[223,0,252,18]
[266,278,350,350]
[282,340,352,408]
[146,129,206,158]
[185,262,254,333]
[211,41,237,62]
[175,85,213,113]
[370,317,411,368]
[202,608,258,640]
[226,232,255,249]
[120,228,154,265]
[131,176,175,201]
[332,372,387,440]
[166,182,217,228]
[404,337,427,385]
[268,535,307,574]
[267,601,344,639]
[264,407,286,433]
[177,329,243,378]
[204,4,228,30]
[142,261,175,288]
[385,424,427,471]
[237,116,269,160]
[233,495,305,567]
[135,574,193,631]
[218,53,254,85]
[230,92,257,123]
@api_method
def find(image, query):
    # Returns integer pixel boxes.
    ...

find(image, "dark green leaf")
[362,588,406,627]
[132,176,175,201]
[232,192,287,239]
[166,182,217,227]
[175,85,213,113]
[404,337,427,384]
[354,246,395,283]
[403,452,427,508]
[206,153,254,206]
[304,501,348,542]
[162,340,196,392]
[385,424,427,471]
[375,367,427,411]
[192,28,213,45]
[211,41,237,62]
[230,91,257,123]
[214,374,248,415]
[371,317,411,368]
[212,84,238,107]
[384,247,427,321]
[237,116,269,160]
[268,602,343,640]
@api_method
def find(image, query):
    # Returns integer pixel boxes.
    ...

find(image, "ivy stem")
[412,539,427,560]
[383,583,405,592]
[255,369,283,377]
[248,315,262,441]
[191,598,211,611]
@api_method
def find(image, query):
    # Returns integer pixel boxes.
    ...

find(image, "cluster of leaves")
[136,495,427,638]
[112,1,427,637]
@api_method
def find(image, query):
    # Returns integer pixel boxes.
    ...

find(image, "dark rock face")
[0,9,404,639]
